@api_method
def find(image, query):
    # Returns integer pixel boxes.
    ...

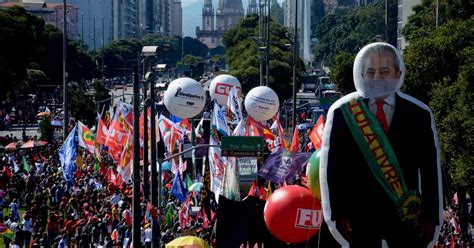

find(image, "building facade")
[196,0,245,49]
[170,0,182,37]
[112,0,139,40]
[284,0,312,63]
[397,0,421,51]
[0,0,79,40]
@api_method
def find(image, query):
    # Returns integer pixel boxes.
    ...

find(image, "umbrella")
[161,161,172,171]
[21,140,48,149]
[188,182,203,192]
[5,141,21,150]
[36,111,51,117]
[166,236,210,248]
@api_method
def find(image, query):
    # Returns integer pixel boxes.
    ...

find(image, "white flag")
[208,136,226,200]
[212,101,230,136]
[226,85,243,122]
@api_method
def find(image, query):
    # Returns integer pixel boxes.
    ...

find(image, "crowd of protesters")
[0,134,215,248]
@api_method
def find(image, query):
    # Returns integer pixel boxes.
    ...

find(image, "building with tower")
[196,0,245,49]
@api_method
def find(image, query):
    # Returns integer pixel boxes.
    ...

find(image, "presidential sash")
[341,98,422,225]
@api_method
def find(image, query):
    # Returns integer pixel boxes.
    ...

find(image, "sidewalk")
[0,125,39,139]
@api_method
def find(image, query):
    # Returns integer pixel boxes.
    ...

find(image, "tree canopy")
[222,14,303,101]
[313,2,386,67]
[401,0,474,191]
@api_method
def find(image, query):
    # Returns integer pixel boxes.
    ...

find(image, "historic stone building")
[196,0,245,49]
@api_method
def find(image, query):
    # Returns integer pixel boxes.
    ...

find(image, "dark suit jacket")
[326,93,440,227]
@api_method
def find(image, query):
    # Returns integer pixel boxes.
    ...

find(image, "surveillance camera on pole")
[141,46,158,57]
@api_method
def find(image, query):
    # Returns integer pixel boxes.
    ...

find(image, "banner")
[208,136,226,199]
[258,148,312,184]
[77,121,95,154]
[118,133,132,182]
[59,125,78,186]
[223,157,240,201]
[237,157,258,182]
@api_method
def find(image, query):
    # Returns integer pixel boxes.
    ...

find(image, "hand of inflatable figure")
[336,217,353,242]
[421,223,436,247]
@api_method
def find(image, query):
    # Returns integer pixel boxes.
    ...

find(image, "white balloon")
[209,74,241,105]
[163,77,206,119]
[244,86,279,121]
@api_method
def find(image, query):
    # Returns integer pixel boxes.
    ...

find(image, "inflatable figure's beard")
[360,79,400,99]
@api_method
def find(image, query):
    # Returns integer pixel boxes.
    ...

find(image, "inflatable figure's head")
[353,42,405,100]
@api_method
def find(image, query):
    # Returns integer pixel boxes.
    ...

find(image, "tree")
[222,14,302,101]
[329,52,356,95]
[313,2,385,67]
[401,0,474,192]
[39,115,53,143]
[177,55,205,80]
[93,79,110,113]
[0,6,45,100]
[270,0,284,25]
[68,81,96,124]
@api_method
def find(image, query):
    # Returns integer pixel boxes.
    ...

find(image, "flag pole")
[132,65,141,248]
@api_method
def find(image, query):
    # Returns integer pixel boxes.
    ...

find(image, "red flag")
[247,180,266,200]
[96,118,109,145]
[179,118,192,132]
[4,165,12,178]
[309,115,325,150]
[245,117,264,136]
[290,127,300,153]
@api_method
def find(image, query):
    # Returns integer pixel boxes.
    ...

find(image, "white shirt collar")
[368,93,396,107]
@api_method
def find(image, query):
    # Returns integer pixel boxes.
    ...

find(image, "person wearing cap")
[320,42,442,247]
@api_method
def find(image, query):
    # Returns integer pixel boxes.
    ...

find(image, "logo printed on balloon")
[164,78,206,119]
[244,86,279,121]
[215,83,241,96]
[209,74,241,105]
[295,209,323,229]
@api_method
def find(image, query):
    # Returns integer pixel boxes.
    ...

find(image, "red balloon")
[264,185,322,244]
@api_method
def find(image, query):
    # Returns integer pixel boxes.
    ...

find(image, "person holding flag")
[320,42,442,247]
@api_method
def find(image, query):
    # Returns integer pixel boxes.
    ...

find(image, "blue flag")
[59,125,78,186]
[170,172,188,202]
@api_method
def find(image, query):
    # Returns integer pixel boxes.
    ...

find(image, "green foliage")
[430,47,474,190]
[97,35,209,78]
[329,52,356,95]
[402,1,474,191]
[270,0,284,25]
[403,18,474,103]
[93,79,110,111]
[0,6,45,100]
[39,115,53,143]
[178,54,205,80]
[311,0,326,32]
[222,14,301,101]
[0,7,98,102]
[313,2,385,67]
[68,81,96,124]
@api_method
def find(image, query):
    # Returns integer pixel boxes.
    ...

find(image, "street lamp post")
[292,0,298,131]
[131,65,141,248]
[63,0,68,140]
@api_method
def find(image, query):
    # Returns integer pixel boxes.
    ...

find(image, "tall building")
[112,0,139,40]
[397,0,421,51]
[170,0,182,37]
[284,0,312,63]
[247,0,257,14]
[196,0,244,48]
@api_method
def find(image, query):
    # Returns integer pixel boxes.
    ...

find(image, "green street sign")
[221,136,264,157]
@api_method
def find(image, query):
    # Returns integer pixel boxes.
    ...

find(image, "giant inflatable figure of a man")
[320,42,443,248]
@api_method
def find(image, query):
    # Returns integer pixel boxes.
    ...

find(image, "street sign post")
[221,136,264,157]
